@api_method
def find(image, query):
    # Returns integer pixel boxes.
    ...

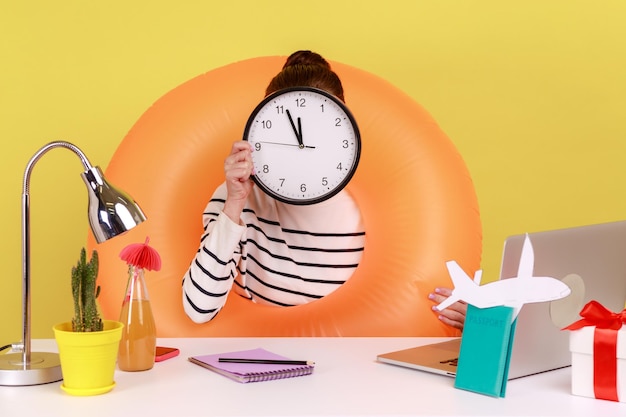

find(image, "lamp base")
[0,352,62,386]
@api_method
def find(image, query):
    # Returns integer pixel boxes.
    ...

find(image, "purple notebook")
[188,348,315,383]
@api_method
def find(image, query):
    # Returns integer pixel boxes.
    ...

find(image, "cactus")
[71,248,103,332]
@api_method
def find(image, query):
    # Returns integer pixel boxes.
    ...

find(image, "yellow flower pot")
[53,320,123,396]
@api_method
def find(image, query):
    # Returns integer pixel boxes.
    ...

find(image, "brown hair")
[265,50,345,102]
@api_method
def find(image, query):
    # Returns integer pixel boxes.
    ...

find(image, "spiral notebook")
[188,348,315,383]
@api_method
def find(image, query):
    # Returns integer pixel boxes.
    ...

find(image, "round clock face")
[243,87,361,205]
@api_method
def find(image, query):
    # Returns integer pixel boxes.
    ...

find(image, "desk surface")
[0,337,622,416]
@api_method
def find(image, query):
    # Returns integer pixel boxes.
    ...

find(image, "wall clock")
[243,87,361,205]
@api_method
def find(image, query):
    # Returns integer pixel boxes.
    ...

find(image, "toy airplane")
[435,234,571,317]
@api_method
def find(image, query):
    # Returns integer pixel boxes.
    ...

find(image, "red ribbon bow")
[563,300,626,331]
[564,300,626,402]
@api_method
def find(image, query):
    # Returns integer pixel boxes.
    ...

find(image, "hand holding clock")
[222,141,254,223]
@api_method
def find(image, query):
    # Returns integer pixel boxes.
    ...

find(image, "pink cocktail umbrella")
[119,236,162,271]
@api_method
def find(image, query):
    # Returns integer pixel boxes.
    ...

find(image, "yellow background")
[1,1,625,339]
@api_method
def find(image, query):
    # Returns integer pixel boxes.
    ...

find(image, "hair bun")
[283,50,331,70]
[267,50,345,101]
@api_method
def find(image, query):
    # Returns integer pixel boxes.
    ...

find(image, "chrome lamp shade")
[0,141,145,386]
[82,165,146,243]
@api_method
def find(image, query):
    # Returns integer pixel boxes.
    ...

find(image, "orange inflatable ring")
[88,56,482,337]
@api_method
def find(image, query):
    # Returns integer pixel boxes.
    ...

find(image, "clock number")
[342,139,349,149]
[255,142,262,151]
[295,98,306,107]
[322,177,328,187]
[335,118,342,127]
[263,165,269,174]
[275,105,284,114]
[337,162,343,171]
[320,104,325,113]
[279,178,285,187]
[262,120,272,129]
[300,184,307,193]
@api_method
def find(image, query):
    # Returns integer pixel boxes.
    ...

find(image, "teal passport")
[454,305,517,397]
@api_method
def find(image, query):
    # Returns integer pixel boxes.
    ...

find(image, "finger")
[439,305,465,322]
[231,140,253,153]
[427,291,452,305]
[226,141,252,162]
[226,162,253,182]
[437,296,467,312]
[226,156,252,172]
[432,302,464,326]
[226,141,252,163]
[429,295,467,316]
[436,313,464,331]
[433,287,453,297]
[226,149,251,167]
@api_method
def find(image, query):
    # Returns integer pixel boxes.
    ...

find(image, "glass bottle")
[118,265,157,371]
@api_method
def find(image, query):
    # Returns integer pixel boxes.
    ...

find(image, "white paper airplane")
[435,234,571,317]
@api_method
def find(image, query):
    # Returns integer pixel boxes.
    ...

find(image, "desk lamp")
[0,141,146,386]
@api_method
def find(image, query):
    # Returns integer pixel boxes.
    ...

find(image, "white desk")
[0,337,622,416]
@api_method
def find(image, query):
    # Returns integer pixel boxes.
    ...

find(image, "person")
[182,50,466,330]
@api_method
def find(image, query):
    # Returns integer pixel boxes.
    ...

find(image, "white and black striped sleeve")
[182,210,245,323]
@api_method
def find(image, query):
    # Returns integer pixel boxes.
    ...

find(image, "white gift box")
[569,326,626,402]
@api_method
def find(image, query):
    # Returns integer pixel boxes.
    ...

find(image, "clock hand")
[285,109,304,148]
[294,118,306,148]
[255,140,315,149]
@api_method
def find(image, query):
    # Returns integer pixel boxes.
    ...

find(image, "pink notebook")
[188,348,315,383]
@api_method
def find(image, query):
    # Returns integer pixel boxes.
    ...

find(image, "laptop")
[377,220,626,379]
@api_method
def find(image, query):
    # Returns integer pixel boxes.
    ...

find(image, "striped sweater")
[182,183,365,323]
